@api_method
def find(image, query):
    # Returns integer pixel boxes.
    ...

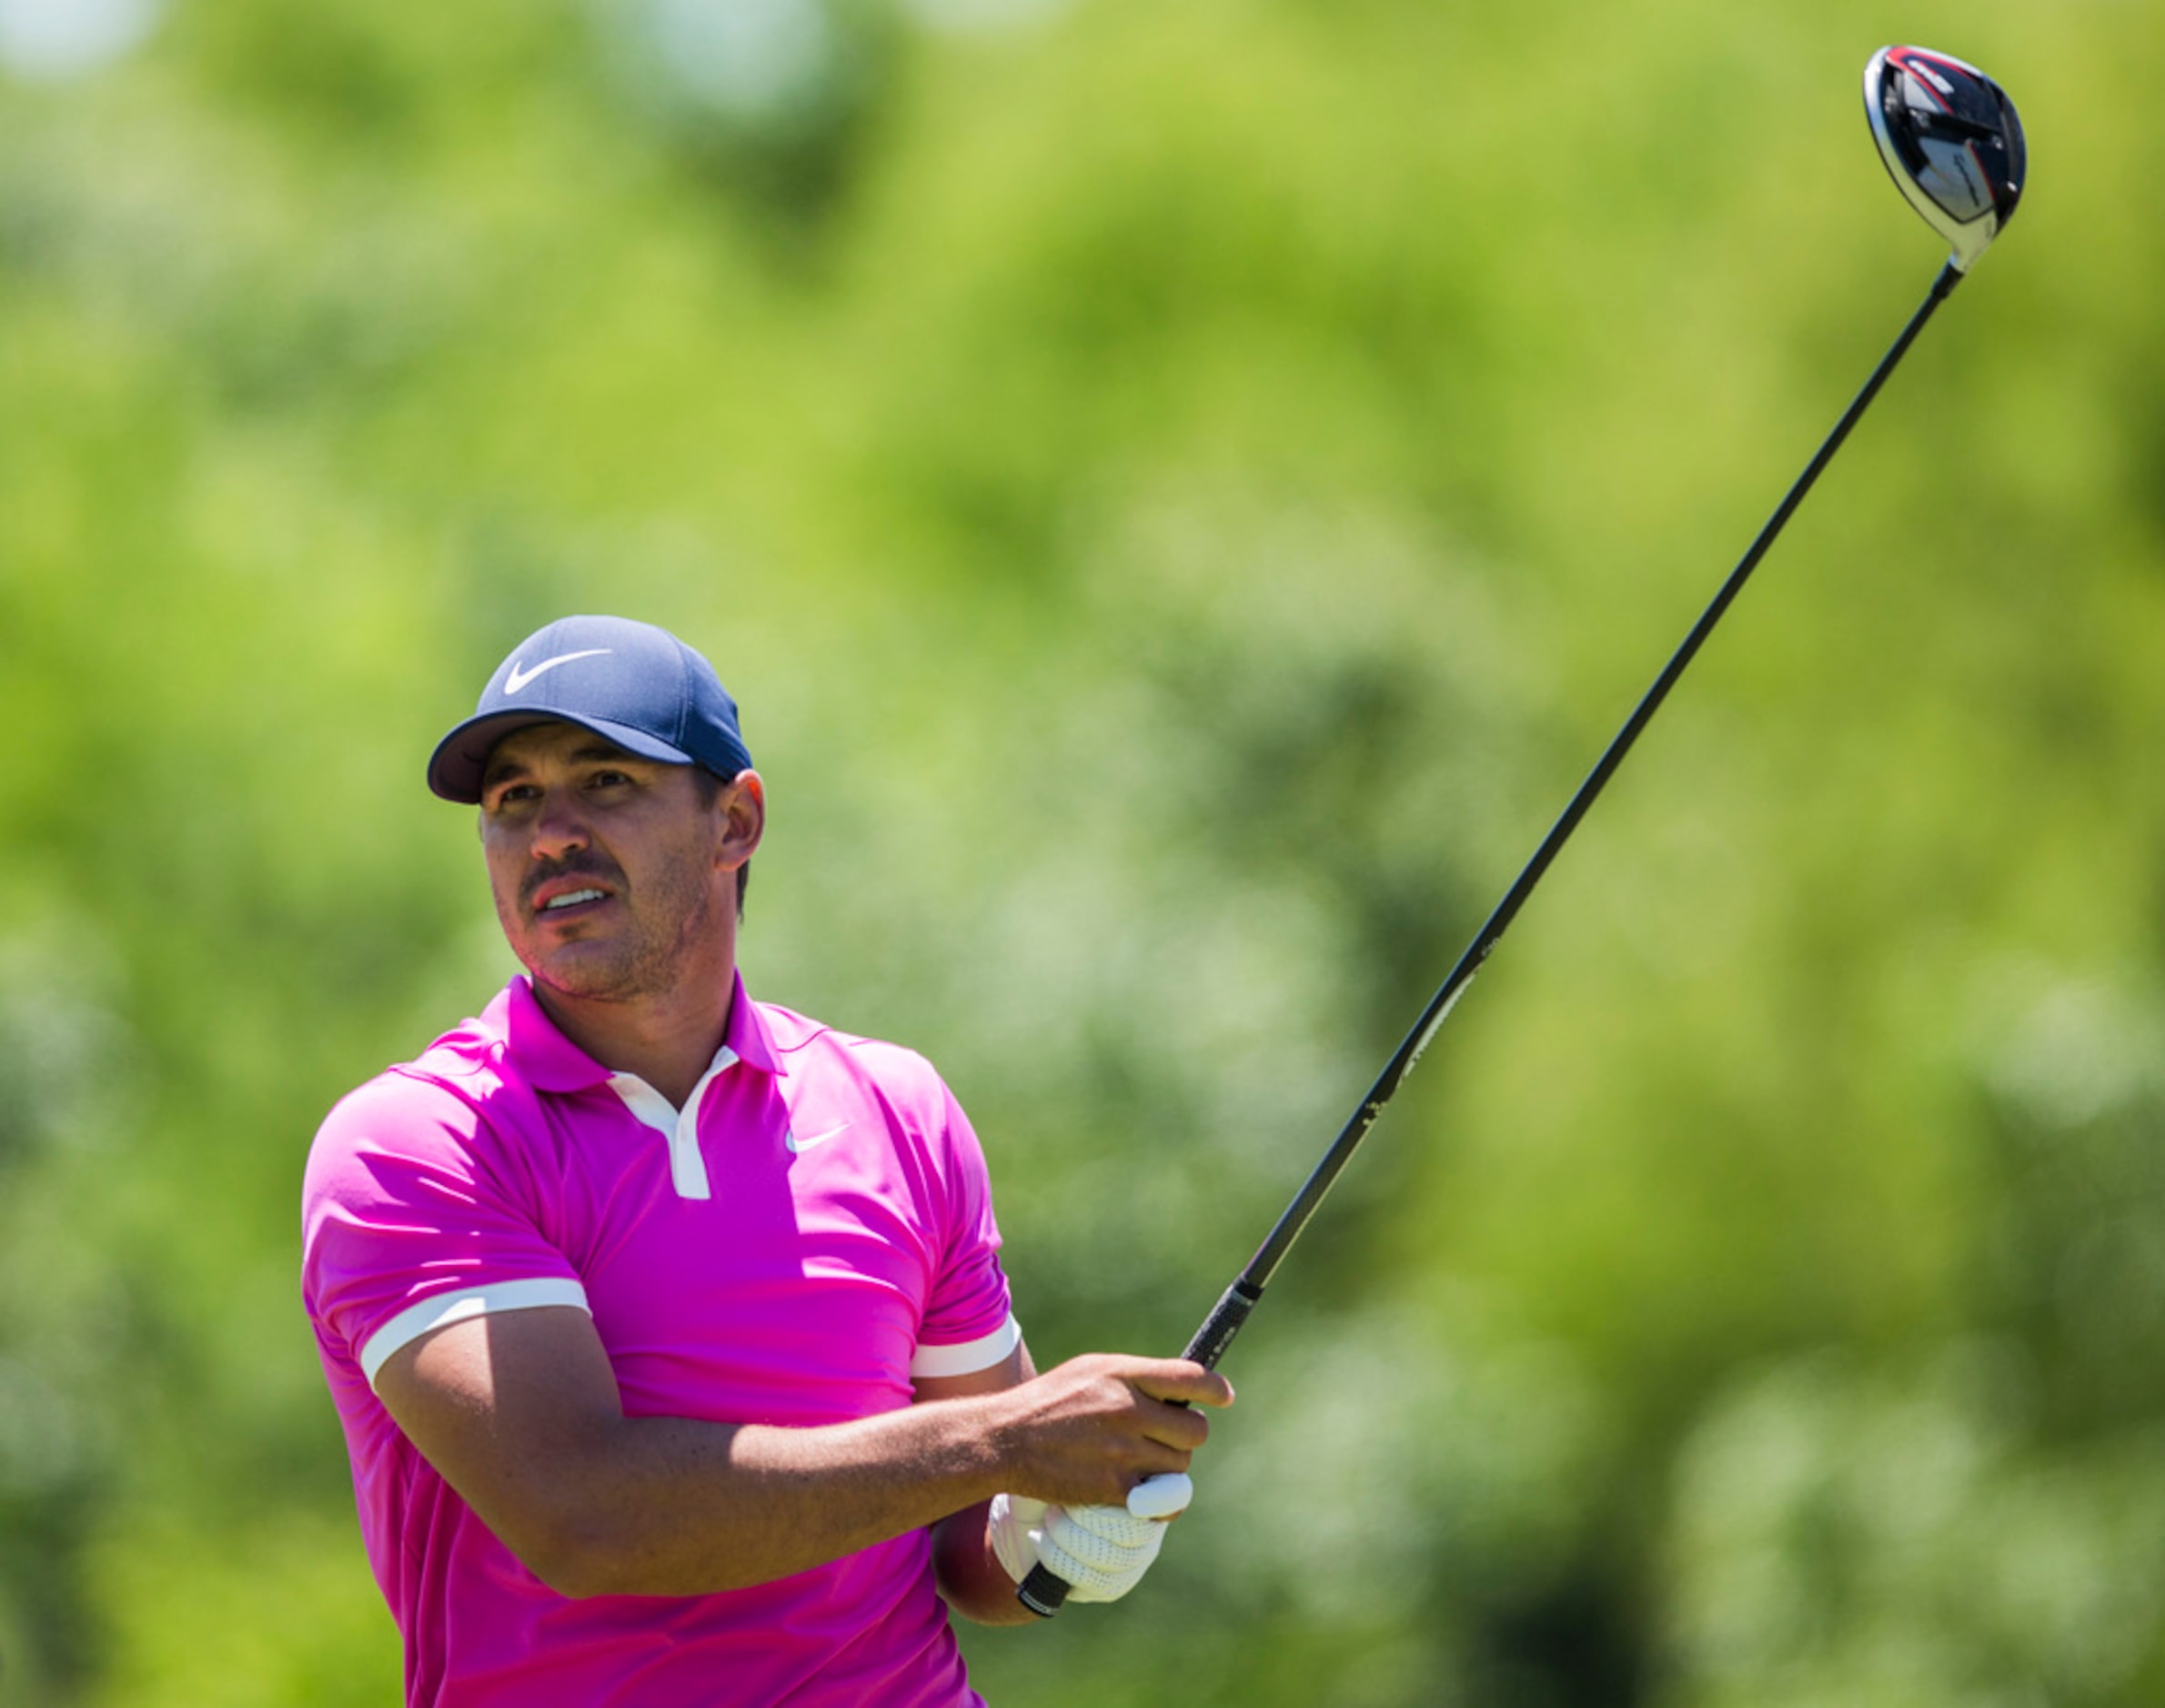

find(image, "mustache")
[522,854,626,908]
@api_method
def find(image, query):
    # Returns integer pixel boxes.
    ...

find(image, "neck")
[531,957,739,1110]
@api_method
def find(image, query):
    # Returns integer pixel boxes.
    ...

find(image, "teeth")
[542,889,606,911]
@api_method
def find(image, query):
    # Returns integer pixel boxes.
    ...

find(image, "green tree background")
[2,0,2160,1702]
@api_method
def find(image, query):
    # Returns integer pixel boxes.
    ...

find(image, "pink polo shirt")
[301,974,1018,1707]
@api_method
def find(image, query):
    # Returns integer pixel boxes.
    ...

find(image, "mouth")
[530,883,614,922]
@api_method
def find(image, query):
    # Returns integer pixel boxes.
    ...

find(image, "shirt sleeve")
[301,1070,589,1389]
[910,1079,1017,1376]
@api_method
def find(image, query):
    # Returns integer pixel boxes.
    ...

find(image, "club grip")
[1016,1559,1072,1618]
[1014,1281,1263,1616]
[1183,1279,1261,1369]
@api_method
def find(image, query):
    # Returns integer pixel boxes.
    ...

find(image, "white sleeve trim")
[360,1278,591,1387]
[911,1312,1022,1380]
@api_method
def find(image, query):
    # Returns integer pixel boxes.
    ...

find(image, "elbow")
[511,1510,752,1602]
[539,1564,640,1602]
[530,1551,753,1603]
[526,1546,624,1602]
[499,1502,648,1601]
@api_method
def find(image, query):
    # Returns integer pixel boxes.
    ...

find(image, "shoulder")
[303,1014,512,1202]
[751,1000,978,1156]
[755,1000,950,1097]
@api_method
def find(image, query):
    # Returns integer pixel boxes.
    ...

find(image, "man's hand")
[921,1351,1230,1624]
[982,1353,1232,1508]
[987,1473,1193,1605]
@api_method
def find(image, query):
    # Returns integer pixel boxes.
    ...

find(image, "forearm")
[378,1311,1229,1604]
[530,1396,1012,1599]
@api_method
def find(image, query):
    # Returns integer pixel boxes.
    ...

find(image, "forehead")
[482,720,643,780]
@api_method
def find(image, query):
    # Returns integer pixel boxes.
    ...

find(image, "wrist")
[987,1490,1047,1585]
[904,1385,1026,1512]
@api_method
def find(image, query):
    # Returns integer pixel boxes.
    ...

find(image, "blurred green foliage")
[1,0,2160,1702]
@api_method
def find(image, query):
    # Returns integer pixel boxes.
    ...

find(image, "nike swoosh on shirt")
[784,1122,851,1154]
[504,649,612,694]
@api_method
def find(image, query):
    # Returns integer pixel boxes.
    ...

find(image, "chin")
[523,945,642,1003]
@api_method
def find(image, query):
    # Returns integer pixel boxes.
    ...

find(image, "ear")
[716,769,765,872]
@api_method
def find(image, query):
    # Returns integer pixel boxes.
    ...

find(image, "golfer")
[302,615,1232,1706]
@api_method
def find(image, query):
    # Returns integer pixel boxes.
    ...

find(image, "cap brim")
[426,709,697,802]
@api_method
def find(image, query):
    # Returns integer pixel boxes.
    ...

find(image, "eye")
[484,780,539,811]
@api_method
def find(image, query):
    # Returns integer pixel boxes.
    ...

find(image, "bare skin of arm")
[374,1306,1230,1602]
[918,1341,1052,1626]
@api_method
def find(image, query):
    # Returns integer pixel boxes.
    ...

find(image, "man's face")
[478,722,760,1005]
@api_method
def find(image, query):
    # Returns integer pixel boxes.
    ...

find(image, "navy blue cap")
[427,615,753,803]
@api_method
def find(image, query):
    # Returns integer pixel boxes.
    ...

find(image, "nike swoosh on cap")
[784,1122,851,1154]
[504,648,612,694]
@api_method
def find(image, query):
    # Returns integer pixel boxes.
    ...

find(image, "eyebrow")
[481,739,644,791]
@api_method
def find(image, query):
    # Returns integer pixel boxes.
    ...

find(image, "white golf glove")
[988,1473,1193,1604]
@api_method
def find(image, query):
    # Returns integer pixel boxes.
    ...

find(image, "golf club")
[1019,43,2024,1617]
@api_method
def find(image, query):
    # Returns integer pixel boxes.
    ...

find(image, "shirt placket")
[608,1044,740,1201]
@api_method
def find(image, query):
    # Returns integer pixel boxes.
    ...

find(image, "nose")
[528,784,592,862]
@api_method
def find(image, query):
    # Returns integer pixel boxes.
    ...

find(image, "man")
[302,615,1233,1706]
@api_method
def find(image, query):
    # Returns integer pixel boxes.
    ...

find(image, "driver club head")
[1865,45,2026,273]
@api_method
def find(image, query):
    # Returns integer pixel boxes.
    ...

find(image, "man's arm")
[917,1341,1042,1625]
[373,1305,1229,1601]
